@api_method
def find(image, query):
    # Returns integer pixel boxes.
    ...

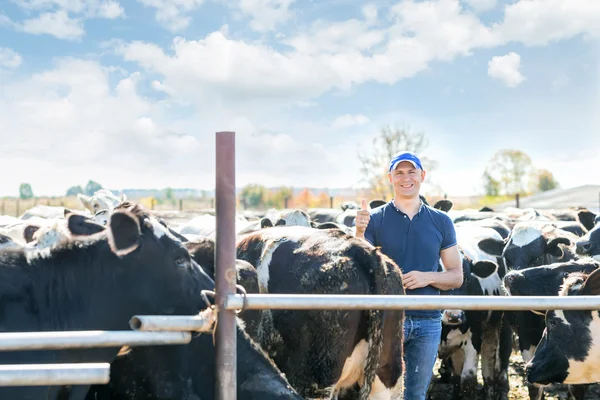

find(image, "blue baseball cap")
[389,151,423,172]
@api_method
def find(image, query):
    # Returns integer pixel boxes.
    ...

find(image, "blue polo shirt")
[364,200,457,318]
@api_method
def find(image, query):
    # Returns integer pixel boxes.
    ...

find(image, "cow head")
[77,189,124,214]
[503,260,600,298]
[576,215,600,262]
[527,268,600,385]
[497,223,578,272]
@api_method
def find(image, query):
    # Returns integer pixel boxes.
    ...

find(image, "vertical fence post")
[515,193,520,208]
[329,196,334,208]
[179,199,183,211]
[16,199,20,217]
[215,131,237,400]
[1,198,4,215]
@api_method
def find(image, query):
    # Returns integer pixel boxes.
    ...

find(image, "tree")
[66,185,84,196]
[483,149,533,196]
[84,180,103,196]
[293,188,315,208]
[535,169,559,192]
[358,124,437,200]
[239,184,267,209]
[19,183,33,199]
[163,188,175,200]
[267,186,294,209]
[482,169,500,196]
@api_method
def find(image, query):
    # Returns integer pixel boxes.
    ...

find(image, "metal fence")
[1,132,599,398]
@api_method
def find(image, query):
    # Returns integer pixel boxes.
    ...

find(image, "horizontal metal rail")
[0,331,191,351]
[130,308,215,333]
[0,363,110,386]
[225,294,600,311]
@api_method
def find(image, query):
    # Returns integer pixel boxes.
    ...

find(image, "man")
[355,151,463,400]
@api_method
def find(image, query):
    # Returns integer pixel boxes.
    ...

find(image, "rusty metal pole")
[215,131,237,400]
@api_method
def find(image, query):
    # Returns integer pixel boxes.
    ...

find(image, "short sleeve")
[441,214,457,250]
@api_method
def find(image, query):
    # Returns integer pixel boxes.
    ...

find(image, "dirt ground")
[427,351,600,400]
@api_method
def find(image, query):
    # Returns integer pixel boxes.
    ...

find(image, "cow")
[502,259,600,400]
[480,222,584,400]
[0,202,208,399]
[78,188,125,214]
[526,268,600,387]
[236,226,405,399]
[437,223,511,400]
[576,213,600,262]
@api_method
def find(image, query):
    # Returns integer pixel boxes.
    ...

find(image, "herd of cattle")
[0,188,599,399]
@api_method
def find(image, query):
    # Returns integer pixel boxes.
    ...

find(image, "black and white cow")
[576,213,600,262]
[480,222,582,400]
[0,203,207,399]
[503,259,600,400]
[437,224,512,400]
[526,268,600,386]
[236,226,405,399]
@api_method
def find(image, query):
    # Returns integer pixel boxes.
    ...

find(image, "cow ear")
[77,193,92,208]
[546,237,571,258]
[433,199,453,212]
[275,219,286,226]
[23,225,40,243]
[478,238,505,256]
[107,210,141,257]
[577,210,597,232]
[581,269,600,295]
[260,218,273,228]
[67,213,106,237]
[471,261,498,279]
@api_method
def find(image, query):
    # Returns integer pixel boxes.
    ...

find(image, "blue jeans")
[403,315,442,400]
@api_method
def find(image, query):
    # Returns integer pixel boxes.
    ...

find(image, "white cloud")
[0,47,22,68]
[136,0,204,32]
[464,0,497,13]
[231,0,296,32]
[4,0,124,39]
[495,0,600,46]
[332,114,370,129]
[487,52,525,87]
[17,11,85,40]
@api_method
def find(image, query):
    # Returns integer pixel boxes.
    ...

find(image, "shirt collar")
[388,199,425,216]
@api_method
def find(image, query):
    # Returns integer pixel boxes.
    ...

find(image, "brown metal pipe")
[215,131,237,400]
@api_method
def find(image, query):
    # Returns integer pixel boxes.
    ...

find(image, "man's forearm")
[425,270,463,291]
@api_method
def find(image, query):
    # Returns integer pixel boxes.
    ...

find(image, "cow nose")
[577,241,592,254]
[504,273,517,286]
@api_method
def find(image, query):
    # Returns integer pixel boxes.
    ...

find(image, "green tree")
[163,188,174,200]
[66,185,84,196]
[535,169,559,192]
[84,180,103,196]
[483,149,533,195]
[267,186,294,208]
[358,124,437,200]
[19,183,34,199]
[482,169,500,196]
[239,184,267,209]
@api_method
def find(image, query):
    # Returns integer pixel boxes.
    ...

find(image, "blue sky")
[0,0,599,197]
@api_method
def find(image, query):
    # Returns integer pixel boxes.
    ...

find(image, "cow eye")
[548,319,557,328]
[175,256,188,268]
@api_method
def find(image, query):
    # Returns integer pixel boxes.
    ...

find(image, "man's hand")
[402,271,434,290]
[355,198,371,236]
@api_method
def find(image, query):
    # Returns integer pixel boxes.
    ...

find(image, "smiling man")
[355,151,463,400]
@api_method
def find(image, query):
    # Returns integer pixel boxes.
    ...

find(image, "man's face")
[388,161,426,198]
